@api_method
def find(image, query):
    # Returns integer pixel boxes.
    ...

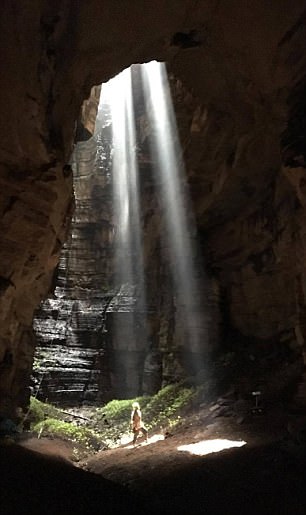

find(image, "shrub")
[28,397,63,425]
[33,418,101,450]
[143,383,196,430]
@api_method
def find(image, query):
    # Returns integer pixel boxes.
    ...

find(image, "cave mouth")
[32,61,211,410]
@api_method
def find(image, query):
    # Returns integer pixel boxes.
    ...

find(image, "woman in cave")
[130,401,148,445]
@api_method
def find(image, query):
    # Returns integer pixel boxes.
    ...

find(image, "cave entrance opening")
[33,61,209,409]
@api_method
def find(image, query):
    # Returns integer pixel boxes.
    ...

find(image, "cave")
[1,2,306,514]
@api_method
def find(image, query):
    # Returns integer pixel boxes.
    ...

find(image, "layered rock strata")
[33,129,114,405]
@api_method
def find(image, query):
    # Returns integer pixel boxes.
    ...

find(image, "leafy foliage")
[28,397,64,425]
[143,383,195,430]
[33,418,100,449]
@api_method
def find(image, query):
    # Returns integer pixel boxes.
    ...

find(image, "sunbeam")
[141,61,208,368]
[96,67,148,397]
[178,439,247,456]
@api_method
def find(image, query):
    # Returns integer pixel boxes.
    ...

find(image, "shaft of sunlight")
[105,70,132,282]
[141,61,206,351]
[98,66,147,321]
[124,69,146,303]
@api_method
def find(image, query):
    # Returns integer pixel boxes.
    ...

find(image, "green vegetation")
[33,418,100,449]
[27,383,199,453]
[29,396,63,425]
[94,383,198,446]
[28,397,101,458]
[143,383,196,429]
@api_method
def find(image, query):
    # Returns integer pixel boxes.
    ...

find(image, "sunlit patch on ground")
[120,433,165,449]
[119,434,133,446]
[146,434,165,444]
[177,439,246,456]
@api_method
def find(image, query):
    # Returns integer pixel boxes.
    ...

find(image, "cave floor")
[82,406,306,514]
[1,403,306,514]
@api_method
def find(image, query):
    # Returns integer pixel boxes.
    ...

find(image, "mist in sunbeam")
[178,439,247,456]
[102,69,146,301]
[97,67,148,397]
[100,68,145,299]
[95,61,211,396]
[141,61,208,360]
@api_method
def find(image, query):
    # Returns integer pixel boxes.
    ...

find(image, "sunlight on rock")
[177,439,246,456]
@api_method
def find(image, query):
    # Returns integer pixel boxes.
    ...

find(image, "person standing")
[130,402,148,445]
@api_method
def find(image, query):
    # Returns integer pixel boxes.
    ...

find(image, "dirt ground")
[1,402,305,514]
[81,405,306,514]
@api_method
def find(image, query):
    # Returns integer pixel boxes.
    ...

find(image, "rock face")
[33,134,113,405]
[0,1,306,414]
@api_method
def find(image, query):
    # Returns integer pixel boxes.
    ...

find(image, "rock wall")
[33,123,114,404]
[0,1,306,414]
[0,162,73,414]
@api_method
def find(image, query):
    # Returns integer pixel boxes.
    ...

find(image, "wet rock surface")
[33,133,114,405]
